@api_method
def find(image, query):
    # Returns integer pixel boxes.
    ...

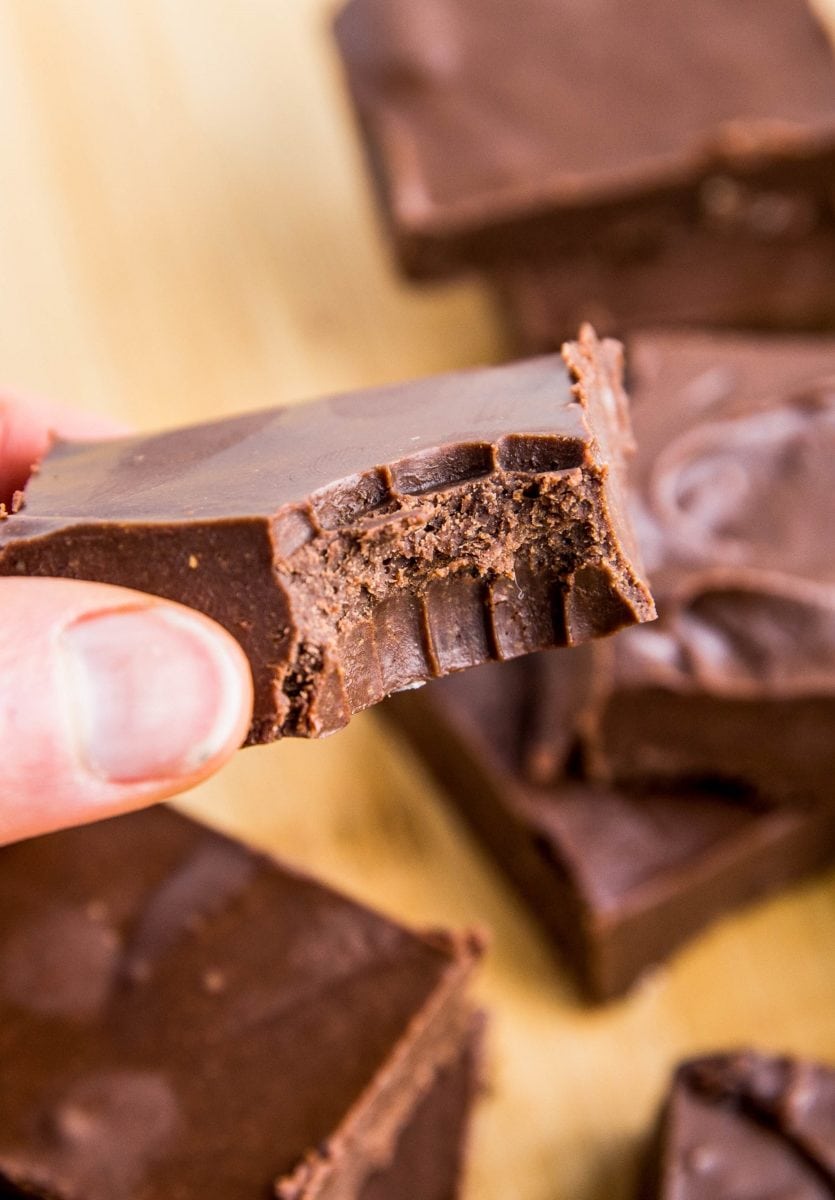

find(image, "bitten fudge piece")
[0,807,484,1200]
[642,1051,835,1198]
[0,326,653,744]
[572,331,835,804]
[385,656,835,1001]
[334,0,835,338]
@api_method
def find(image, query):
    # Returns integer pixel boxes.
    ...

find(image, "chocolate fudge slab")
[356,1017,484,1200]
[384,657,835,1001]
[573,331,835,803]
[0,807,483,1200]
[643,1051,835,1198]
[335,0,835,336]
[333,0,835,283]
[496,223,835,352]
[0,326,653,744]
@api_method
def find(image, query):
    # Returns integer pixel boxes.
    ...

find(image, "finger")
[0,578,254,845]
[0,393,129,502]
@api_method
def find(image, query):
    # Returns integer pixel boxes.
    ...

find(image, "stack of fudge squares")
[3,3,835,1200]
[336,0,835,1194]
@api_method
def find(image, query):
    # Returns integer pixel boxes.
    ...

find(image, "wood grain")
[1,4,834,1197]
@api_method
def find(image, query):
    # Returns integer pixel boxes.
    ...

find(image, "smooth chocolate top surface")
[0,808,477,1200]
[627,331,835,581]
[609,331,835,701]
[335,0,835,228]
[3,355,588,531]
[0,329,654,744]
[651,1051,835,1197]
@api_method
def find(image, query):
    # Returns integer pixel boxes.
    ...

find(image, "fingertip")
[0,393,130,503]
[63,603,254,787]
[0,579,255,845]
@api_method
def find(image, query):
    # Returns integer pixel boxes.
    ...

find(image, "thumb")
[0,578,254,845]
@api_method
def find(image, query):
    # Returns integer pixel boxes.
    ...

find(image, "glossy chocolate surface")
[335,0,835,277]
[0,808,482,1200]
[0,327,653,743]
[582,331,835,803]
[644,1051,835,1198]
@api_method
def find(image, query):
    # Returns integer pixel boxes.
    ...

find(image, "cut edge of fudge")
[383,659,835,1001]
[274,932,484,1200]
[282,1012,486,1200]
[334,0,835,277]
[642,1050,835,1197]
[0,807,486,1200]
[493,227,835,352]
[0,326,654,744]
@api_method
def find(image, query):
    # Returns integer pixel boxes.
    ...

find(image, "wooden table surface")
[2,4,835,1197]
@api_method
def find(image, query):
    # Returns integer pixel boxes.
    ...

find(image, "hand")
[0,395,254,846]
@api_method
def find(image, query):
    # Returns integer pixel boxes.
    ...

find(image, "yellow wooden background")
[1,3,835,1197]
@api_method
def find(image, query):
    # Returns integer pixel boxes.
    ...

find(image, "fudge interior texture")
[384,332,835,998]
[0,808,483,1200]
[334,0,835,278]
[642,1051,835,1198]
[0,325,654,743]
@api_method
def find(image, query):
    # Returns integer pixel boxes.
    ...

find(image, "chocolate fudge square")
[642,1051,835,1198]
[335,0,835,339]
[385,330,835,997]
[385,655,835,1001]
[572,331,835,804]
[0,807,483,1200]
[0,327,653,743]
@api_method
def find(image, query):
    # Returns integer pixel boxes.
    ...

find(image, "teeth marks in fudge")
[377,334,835,993]
[0,326,654,743]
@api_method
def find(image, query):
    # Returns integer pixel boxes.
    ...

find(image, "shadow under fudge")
[0,807,484,1200]
[335,0,835,339]
[385,653,835,1002]
[641,1049,835,1198]
[0,326,653,744]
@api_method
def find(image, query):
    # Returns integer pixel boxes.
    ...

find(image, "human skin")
[0,395,254,846]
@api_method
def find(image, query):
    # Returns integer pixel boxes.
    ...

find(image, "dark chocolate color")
[385,331,835,995]
[577,331,835,803]
[335,0,835,336]
[356,1017,484,1200]
[0,327,653,743]
[496,222,835,351]
[385,656,835,1001]
[643,1051,835,1198]
[0,807,483,1200]
[335,2,835,258]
